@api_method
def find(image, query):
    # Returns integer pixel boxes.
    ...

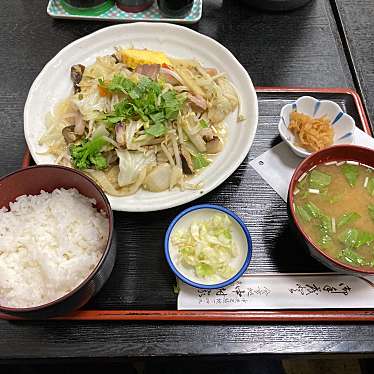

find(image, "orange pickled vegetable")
[288,111,334,152]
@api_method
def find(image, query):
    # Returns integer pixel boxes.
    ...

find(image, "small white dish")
[164,204,252,289]
[278,96,356,158]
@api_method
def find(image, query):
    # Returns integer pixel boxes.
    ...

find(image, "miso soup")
[293,161,374,271]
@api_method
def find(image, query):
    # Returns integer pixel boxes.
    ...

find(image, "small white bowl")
[278,96,356,158]
[164,204,252,289]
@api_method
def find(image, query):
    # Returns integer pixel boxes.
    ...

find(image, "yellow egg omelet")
[121,49,171,69]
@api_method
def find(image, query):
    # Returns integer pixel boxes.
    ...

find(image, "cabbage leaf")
[116,149,156,187]
[171,213,238,280]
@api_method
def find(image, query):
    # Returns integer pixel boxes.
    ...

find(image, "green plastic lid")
[60,0,114,16]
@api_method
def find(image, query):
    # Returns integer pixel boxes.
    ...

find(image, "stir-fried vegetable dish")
[40,48,242,196]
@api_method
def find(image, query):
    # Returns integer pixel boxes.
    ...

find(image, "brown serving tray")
[3,87,374,322]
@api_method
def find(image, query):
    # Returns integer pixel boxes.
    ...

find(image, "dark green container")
[61,0,114,15]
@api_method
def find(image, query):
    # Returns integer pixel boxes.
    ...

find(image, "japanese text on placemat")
[289,282,352,296]
[197,284,271,305]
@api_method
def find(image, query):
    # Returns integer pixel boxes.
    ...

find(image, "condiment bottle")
[157,0,194,17]
[61,0,114,15]
[116,0,154,12]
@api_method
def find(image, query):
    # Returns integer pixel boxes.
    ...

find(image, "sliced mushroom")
[70,64,85,93]
[206,137,223,154]
[111,53,121,64]
[62,125,78,144]
[74,112,85,135]
[199,127,214,142]
[103,150,118,165]
[180,145,194,175]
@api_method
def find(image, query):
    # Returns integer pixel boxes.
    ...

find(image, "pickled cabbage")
[171,213,238,280]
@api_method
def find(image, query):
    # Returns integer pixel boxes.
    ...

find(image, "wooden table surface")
[1,0,374,360]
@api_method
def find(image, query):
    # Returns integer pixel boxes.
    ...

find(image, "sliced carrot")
[98,84,108,97]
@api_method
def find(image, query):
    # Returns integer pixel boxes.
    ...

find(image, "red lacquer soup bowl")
[288,144,374,275]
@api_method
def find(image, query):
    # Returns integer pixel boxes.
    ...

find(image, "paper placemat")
[178,273,374,310]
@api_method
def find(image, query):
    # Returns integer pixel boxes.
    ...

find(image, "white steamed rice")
[0,188,109,308]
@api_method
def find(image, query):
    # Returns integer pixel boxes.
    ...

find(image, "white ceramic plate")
[24,23,258,212]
